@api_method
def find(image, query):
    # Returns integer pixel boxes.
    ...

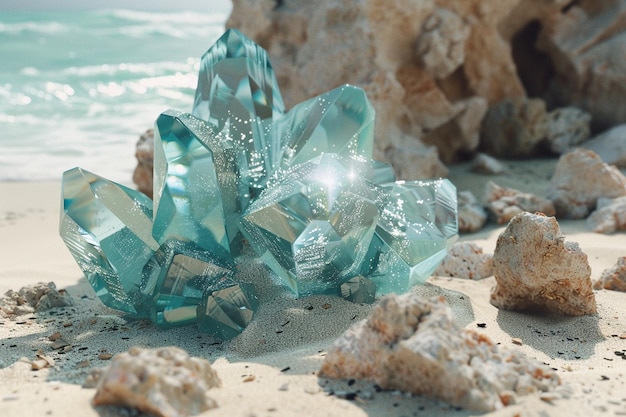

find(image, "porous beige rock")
[457,190,487,233]
[582,124,626,168]
[433,242,493,279]
[319,293,560,412]
[490,212,596,315]
[471,153,505,175]
[544,107,591,154]
[586,196,626,234]
[0,282,72,318]
[548,148,626,219]
[484,181,555,224]
[92,347,221,417]
[594,257,626,292]
[384,134,448,179]
[132,129,154,199]
[480,97,547,158]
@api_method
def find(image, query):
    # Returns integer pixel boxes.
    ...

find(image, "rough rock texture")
[433,242,493,279]
[544,107,591,154]
[457,190,487,233]
[132,129,154,199]
[92,347,221,417]
[219,1,626,176]
[548,148,626,219]
[0,282,72,318]
[490,212,597,315]
[485,181,555,224]
[586,196,626,233]
[594,257,626,291]
[536,0,626,130]
[471,153,506,175]
[319,293,560,412]
[582,124,626,168]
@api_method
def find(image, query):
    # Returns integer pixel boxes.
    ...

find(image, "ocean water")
[0,7,230,184]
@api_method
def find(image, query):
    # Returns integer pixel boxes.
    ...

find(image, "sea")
[0,4,231,184]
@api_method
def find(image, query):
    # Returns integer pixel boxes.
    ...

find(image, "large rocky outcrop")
[226,0,626,176]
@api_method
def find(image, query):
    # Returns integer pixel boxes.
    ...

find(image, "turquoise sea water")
[0,7,229,183]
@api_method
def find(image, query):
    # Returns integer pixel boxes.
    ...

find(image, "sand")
[1,161,626,417]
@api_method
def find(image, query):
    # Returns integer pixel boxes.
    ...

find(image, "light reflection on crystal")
[197,281,258,340]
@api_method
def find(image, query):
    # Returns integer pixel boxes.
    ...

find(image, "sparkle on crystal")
[59,28,458,339]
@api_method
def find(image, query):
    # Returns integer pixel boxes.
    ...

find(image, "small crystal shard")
[340,276,376,304]
[193,28,285,195]
[141,240,234,329]
[367,179,459,294]
[197,281,258,340]
[241,154,381,296]
[60,168,158,317]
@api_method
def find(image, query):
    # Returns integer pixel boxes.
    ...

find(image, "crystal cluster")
[60,29,458,339]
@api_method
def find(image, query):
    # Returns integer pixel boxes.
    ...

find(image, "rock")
[586,196,626,234]
[433,242,493,279]
[536,1,626,130]
[480,97,547,158]
[548,148,626,219]
[92,347,221,417]
[319,293,560,412]
[544,107,591,154]
[384,135,448,179]
[132,129,154,199]
[594,257,626,292]
[490,212,596,316]
[484,181,555,224]
[471,153,505,175]
[582,124,626,168]
[0,282,72,318]
[457,190,487,233]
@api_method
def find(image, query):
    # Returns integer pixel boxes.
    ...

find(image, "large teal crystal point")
[59,29,459,339]
[193,28,285,195]
[60,168,158,317]
[241,154,381,296]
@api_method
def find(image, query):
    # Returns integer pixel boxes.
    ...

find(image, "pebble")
[50,339,70,350]
[512,338,523,346]
[98,353,113,360]
[48,332,61,341]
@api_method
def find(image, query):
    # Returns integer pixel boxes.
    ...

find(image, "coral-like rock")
[582,124,626,168]
[544,107,591,154]
[319,293,560,412]
[548,148,626,219]
[586,196,626,234]
[480,98,547,158]
[594,257,626,292]
[433,242,493,279]
[457,190,487,233]
[490,212,596,315]
[384,134,448,179]
[0,282,72,318]
[484,181,555,224]
[92,347,221,417]
[471,153,505,175]
[132,129,154,199]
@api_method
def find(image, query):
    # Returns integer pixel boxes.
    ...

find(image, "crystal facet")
[366,179,458,294]
[60,168,158,317]
[241,154,381,296]
[197,281,259,340]
[59,29,459,338]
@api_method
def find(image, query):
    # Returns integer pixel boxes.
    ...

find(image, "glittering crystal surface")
[367,179,459,294]
[274,84,375,170]
[193,28,285,195]
[340,276,376,304]
[242,154,380,296]
[141,240,234,329]
[60,168,158,317]
[197,281,258,340]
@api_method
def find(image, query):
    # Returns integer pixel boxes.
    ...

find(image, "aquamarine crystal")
[59,28,458,338]
[366,179,458,294]
[197,281,259,340]
[60,168,158,317]
[241,154,381,296]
